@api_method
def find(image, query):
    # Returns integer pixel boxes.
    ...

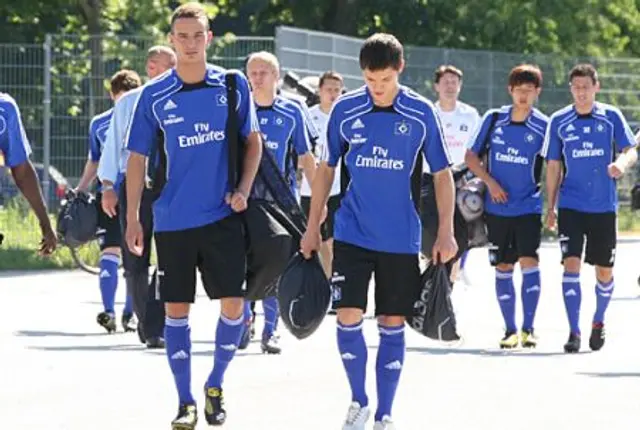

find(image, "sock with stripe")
[495,269,516,333]
[593,278,614,324]
[207,313,245,389]
[262,295,279,338]
[165,316,194,405]
[337,320,368,407]
[375,324,405,421]
[562,272,582,334]
[98,253,119,314]
[521,267,541,332]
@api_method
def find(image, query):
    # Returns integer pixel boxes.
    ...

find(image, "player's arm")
[541,117,562,226]
[76,122,100,192]
[3,99,56,254]
[98,102,125,187]
[609,108,638,177]
[235,73,262,200]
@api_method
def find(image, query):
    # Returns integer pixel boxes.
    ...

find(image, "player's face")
[169,18,211,64]
[509,83,540,110]
[319,78,343,107]
[247,59,278,93]
[363,66,402,106]
[570,76,599,108]
[146,53,174,79]
[435,72,461,101]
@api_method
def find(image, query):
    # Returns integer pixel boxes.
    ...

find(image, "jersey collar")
[171,64,225,87]
[363,84,404,110]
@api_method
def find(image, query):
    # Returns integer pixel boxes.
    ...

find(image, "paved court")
[1,241,640,429]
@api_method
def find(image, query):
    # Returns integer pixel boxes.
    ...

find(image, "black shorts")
[558,209,617,268]
[154,215,247,303]
[331,240,421,317]
[485,213,541,265]
[119,179,154,275]
[95,191,122,251]
[301,195,341,241]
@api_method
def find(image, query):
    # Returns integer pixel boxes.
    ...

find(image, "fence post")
[43,34,52,208]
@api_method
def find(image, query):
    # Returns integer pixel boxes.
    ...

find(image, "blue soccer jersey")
[469,105,549,216]
[88,108,114,192]
[125,65,259,232]
[0,93,32,167]
[542,102,636,213]
[256,95,311,195]
[326,86,452,254]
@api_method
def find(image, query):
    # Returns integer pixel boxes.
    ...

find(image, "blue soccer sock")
[459,250,470,270]
[165,316,194,405]
[262,296,279,338]
[337,320,368,407]
[593,278,614,324]
[123,292,133,315]
[375,324,405,422]
[495,268,516,333]
[207,313,244,389]
[98,253,119,314]
[562,272,582,335]
[521,267,541,332]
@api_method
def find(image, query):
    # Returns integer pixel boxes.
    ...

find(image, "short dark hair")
[508,64,543,88]
[569,63,598,84]
[319,71,344,87]
[359,33,403,71]
[110,69,142,95]
[434,65,463,83]
[170,2,209,31]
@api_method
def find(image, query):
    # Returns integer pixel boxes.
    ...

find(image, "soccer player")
[543,63,638,353]
[242,50,316,354]
[98,45,176,348]
[124,3,262,428]
[76,69,142,333]
[300,71,344,281]
[0,93,56,254]
[465,64,548,349]
[300,33,458,430]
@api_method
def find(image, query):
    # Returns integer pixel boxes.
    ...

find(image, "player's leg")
[585,211,617,351]
[95,192,123,333]
[558,209,585,353]
[323,194,340,313]
[200,215,247,426]
[372,251,420,429]
[515,214,542,348]
[154,228,198,430]
[333,241,375,430]
[486,214,519,348]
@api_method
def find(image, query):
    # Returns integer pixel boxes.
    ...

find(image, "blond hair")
[247,51,280,74]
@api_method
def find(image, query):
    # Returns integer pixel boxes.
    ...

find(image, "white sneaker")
[373,415,396,430]
[342,402,371,430]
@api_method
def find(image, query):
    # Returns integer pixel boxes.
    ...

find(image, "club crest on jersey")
[216,94,227,106]
[394,121,411,136]
[596,122,605,132]
[274,116,284,126]
[460,124,468,132]
[525,133,535,143]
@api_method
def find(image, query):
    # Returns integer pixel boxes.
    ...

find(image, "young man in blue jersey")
[465,64,548,349]
[301,33,458,430]
[124,3,262,428]
[241,50,316,355]
[0,93,56,254]
[543,63,638,353]
[76,69,142,334]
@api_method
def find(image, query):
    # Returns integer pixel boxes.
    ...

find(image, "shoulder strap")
[225,72,239,192]
[479,111,499,161]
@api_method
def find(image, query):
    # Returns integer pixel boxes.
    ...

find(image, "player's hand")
[608,162,625,179]
[38,224,57,256]
[300,227,322,259]
[487,178,508,204]
[545,210,557,231]
[101,189,118,218]
[126,220,144,256]
[226,191,248,213]
[432,231,458,264]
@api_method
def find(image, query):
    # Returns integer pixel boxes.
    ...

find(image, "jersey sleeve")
[299,102,320,141]
[234,72,260,140]
[541,116,562,161]
[466,109,482,149]
[610,107,636,151]
[468,111,494,156]
[326,104,347,167]
[88,120,101,162]
[0,98,32,168]
[98,110,122,183]
[292,106,311,155]
[421,104,452,173]
[125,90,157,157]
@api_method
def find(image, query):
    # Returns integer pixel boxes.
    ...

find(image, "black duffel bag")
[56,190,98,248]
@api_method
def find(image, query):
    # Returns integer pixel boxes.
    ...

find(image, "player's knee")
[595,266,613,284]
[518,257,538,270]
[496,263,514,272]
[165,302,190,319]
[337,308,364,325]
[220,297,244,320]
[378,315,405,327]
[563,257,581,273]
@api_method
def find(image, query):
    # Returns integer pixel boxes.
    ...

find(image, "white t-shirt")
[424,101,480,172]
[300,105,341,197]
